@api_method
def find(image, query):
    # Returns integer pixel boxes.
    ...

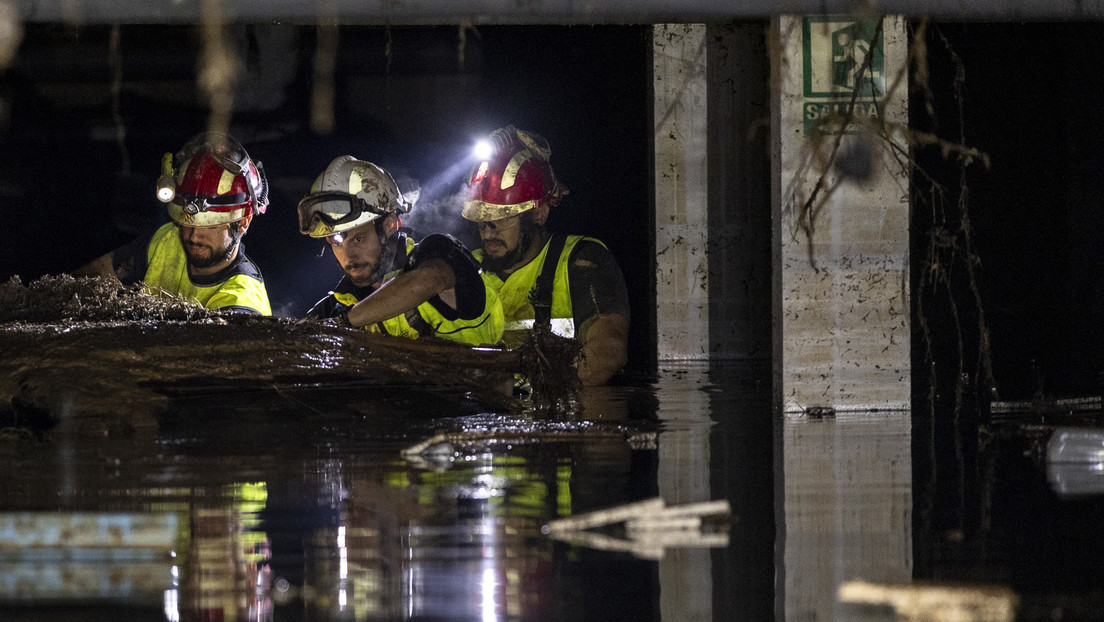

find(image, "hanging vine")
[909,21,996,413]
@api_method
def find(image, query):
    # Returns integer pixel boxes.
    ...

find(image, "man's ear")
[530,202,550,226]
[381,213,401,239]
[237,213,254,235]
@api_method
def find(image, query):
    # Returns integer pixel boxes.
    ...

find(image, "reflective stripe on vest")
[503,317,575,338]
[474,234,603,347]
[143,222,272,315]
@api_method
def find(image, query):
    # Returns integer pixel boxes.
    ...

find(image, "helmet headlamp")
[472,139,493,161]
[156,153,176,203]
[461,125,567,223]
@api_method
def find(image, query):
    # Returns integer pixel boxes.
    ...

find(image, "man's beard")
[344,231,399,288]
[343,258,381,288]
[481,217,539,275]
[184,231,239,270]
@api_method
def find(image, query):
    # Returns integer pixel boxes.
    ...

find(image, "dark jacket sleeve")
[406,233,486,321]
[305,294,339,320]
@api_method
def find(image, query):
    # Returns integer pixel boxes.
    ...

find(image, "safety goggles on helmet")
[297,191,396,237]
[177,132,253,180]
[461,197,541,222]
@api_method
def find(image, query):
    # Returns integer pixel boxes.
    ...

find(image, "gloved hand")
[322,307,354,328]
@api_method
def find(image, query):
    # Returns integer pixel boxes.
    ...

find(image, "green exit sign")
[802,16,885,135]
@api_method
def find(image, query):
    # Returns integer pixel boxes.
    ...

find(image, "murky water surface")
[2,362,1104,621]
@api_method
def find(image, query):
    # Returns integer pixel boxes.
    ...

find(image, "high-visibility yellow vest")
[334,237,504,347]
[143,222,272,315]
[475,234,601,349]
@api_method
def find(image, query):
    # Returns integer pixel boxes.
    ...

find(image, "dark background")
[1,21,1103,397]
[0,23,656,372]
[912,22,1104,401]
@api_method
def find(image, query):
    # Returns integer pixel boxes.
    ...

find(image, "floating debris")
[805,405,837,418]
[401,425,655,457]
[400,422,657,471]
[990,395,1103,419]
[838,580,1019,622]
[542,497,732,560]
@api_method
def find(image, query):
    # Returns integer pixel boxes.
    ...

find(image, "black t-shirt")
[565,238,631,330]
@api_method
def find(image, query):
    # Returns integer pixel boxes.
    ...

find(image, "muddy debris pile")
[0,275,580,437]
[0,274,218,324]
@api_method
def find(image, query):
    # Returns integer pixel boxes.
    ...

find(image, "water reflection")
[780,411,912,622]
[0,361,964,621]
[1,374,671,621]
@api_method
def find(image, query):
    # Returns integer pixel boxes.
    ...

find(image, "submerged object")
[1046,427,1104,497]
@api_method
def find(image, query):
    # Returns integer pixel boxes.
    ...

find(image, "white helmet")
[297,156,412,238]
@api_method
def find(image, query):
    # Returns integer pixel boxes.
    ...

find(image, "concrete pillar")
[654,24,710,361]
[771,15,911,413]
[653,23,773,362]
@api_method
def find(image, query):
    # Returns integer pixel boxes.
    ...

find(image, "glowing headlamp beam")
[472,139,493,161]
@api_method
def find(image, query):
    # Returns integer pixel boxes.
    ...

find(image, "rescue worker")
[299,155,504,347]
[462,125,630,386]
[73,132,272,315]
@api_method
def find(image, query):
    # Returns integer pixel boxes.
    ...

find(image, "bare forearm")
[346,259,455,328]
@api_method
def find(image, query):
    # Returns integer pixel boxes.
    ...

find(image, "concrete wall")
[772,16,910,413]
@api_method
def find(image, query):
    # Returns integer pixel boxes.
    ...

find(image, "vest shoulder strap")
[529,233,567,327]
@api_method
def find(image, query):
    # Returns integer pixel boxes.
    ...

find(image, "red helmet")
[461,126,567,222]
[159,132,269,227]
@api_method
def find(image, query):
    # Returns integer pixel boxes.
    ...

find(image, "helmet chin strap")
[223,220,245,262]
[364,225,402,286]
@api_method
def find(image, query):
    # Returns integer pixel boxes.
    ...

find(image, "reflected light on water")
[480,565,498,622]
[163,582,179,622]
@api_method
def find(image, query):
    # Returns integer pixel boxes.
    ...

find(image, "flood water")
[2,361,1103,621]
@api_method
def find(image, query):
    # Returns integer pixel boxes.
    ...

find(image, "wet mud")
[0,275,581,442]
